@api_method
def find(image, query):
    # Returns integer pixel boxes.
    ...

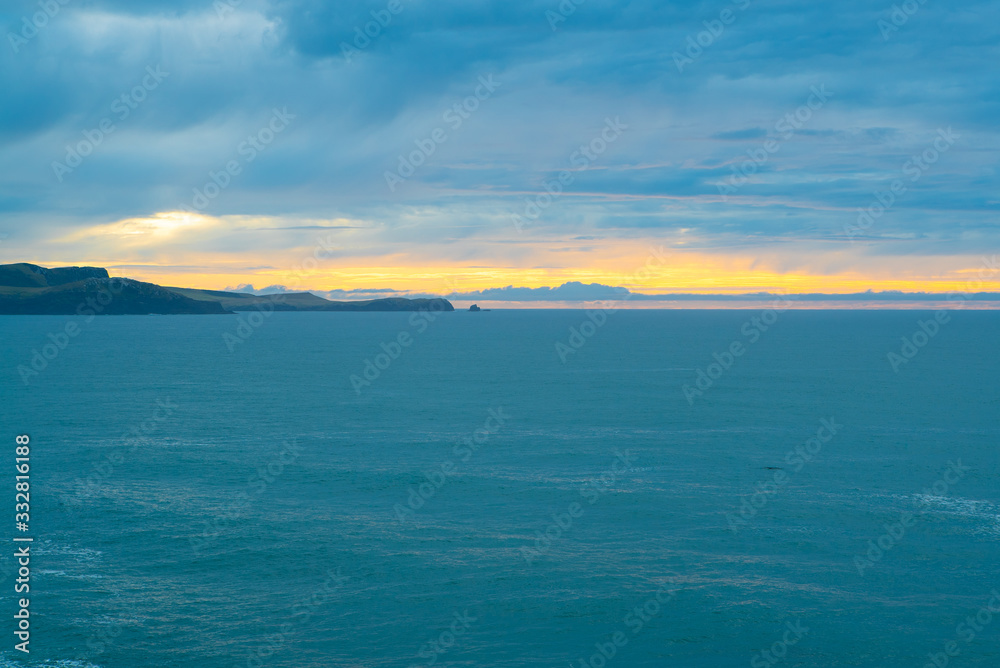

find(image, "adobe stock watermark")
[71,617,127,666]
[887,254,998,372]
[520,450,635,564]
[63,398,179,506]
[223,231,349,351]
[672,0,752,73]
[945,254,1000,306]
[886,310,950,372]
[844,127,958,240]
[545,0,586,31]
[751,620,810,668]
[348,301,452,395]
[726,418,842,533]
[853,459,968,576]
[348,279,460,391]
[919,589,1000,668]
[555,299,623,363]
[715,85,833,200]
[384,75,501,192]
[7,0,71,54]
[683,294,794,405]
[184,107,295,212]
[411,610,478,667]
[878,0,929,40]
[16,276,129,385]
[223,297,285,352]
[511,116,628,233]
[340,0,407,63]
[189,438,304,556]
[51,65,169,182]
[570,584,677,668]
[392,407,509,522]
[555,246,668,363]
[236,568,349,668]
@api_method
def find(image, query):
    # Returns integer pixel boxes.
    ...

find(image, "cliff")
[0,264,455,315]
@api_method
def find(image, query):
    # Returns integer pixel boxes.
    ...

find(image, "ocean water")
[0,310,998,667]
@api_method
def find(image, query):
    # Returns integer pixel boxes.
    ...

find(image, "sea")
[0,310,997,667]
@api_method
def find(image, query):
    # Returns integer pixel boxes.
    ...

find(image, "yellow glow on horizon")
[99,261,1000,297]
[34,211,1000,298]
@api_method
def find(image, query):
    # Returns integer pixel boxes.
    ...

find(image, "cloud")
[712,128,768,141]
[452,281,629,301]
[0,0,998,292]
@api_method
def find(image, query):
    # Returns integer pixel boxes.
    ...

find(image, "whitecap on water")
[913,494,1000,536]
[32,540,103,564]
[0,660,101,667]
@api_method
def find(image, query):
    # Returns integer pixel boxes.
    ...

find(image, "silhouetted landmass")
[166,287,455,312]
[0,263,454,315]
[0,271,228,315]
[165,287,336,311]
[0,262,110,288]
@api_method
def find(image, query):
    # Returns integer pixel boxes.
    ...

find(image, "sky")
[1,0,998,301]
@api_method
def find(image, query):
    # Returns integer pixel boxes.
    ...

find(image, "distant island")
[0,263,454,315]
